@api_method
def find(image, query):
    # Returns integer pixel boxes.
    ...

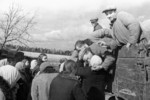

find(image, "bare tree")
[0,4,36,49]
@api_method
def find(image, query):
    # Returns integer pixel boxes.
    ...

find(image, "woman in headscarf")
[15,58,32,100]
[0,57,21,100]
[15,58,31,83]
[0,76,13,100]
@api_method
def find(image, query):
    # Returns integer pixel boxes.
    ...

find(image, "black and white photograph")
[0,0,150,100]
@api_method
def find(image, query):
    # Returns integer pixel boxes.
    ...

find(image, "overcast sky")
[0,0,150,50]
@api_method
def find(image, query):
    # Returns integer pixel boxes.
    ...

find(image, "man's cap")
[102,5,117,13]
[90,18,98,23]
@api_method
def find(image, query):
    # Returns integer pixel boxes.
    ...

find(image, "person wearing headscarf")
[0,57,21,100]
[0,63,21,88]
[15,58,32,100]
[0,58,8,67]
[0,76,13,100]
[31,61,58,100]
[15,58,31,83]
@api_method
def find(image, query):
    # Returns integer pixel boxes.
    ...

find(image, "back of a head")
[15,52,24,61]
[63,60,76,74]
[7,57,16,66]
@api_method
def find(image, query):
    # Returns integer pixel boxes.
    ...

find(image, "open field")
[22,51,70,64]
[22,51,71,71]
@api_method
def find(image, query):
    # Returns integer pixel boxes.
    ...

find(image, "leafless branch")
[0,4,37,49]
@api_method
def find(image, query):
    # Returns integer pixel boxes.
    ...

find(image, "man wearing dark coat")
[75,39,117,93]
[75,51,106,100]
[49,60,86,100]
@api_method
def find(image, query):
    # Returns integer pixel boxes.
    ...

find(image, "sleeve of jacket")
[101,55,116,71]
[31,78,39,100]
[107,39,119,50]
[91,29,113,39]
[118,11,141,44]
[72,82,87,100]
[75,67,91,77]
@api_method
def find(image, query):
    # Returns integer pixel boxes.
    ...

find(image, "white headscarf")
[90,55,102,68]
[0,58,8,67]
[0,65,21,88]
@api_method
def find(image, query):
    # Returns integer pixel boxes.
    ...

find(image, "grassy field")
[22,51,71,71]
[23,51,70,65]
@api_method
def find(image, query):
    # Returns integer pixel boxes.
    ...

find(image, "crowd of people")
[0,5,149,100]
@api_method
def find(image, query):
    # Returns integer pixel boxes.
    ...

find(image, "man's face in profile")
[105,10,116,22]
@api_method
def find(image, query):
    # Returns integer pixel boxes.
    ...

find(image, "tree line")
[0,4,72,56]
[6,44,72,56]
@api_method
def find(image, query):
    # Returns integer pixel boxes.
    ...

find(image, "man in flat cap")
[31,62,58,100]
[90,18,103,32]
[102,5,142,49]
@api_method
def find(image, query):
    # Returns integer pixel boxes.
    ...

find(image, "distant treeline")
[6,44,72,56]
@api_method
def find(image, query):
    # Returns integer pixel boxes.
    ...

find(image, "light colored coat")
[31,73,58,100]
[112,11,141,45]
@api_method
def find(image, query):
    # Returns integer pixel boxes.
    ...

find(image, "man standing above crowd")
[102,5,142,49]
[90,18,103,32]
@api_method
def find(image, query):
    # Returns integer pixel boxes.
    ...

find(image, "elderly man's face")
[105,10,116,22]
